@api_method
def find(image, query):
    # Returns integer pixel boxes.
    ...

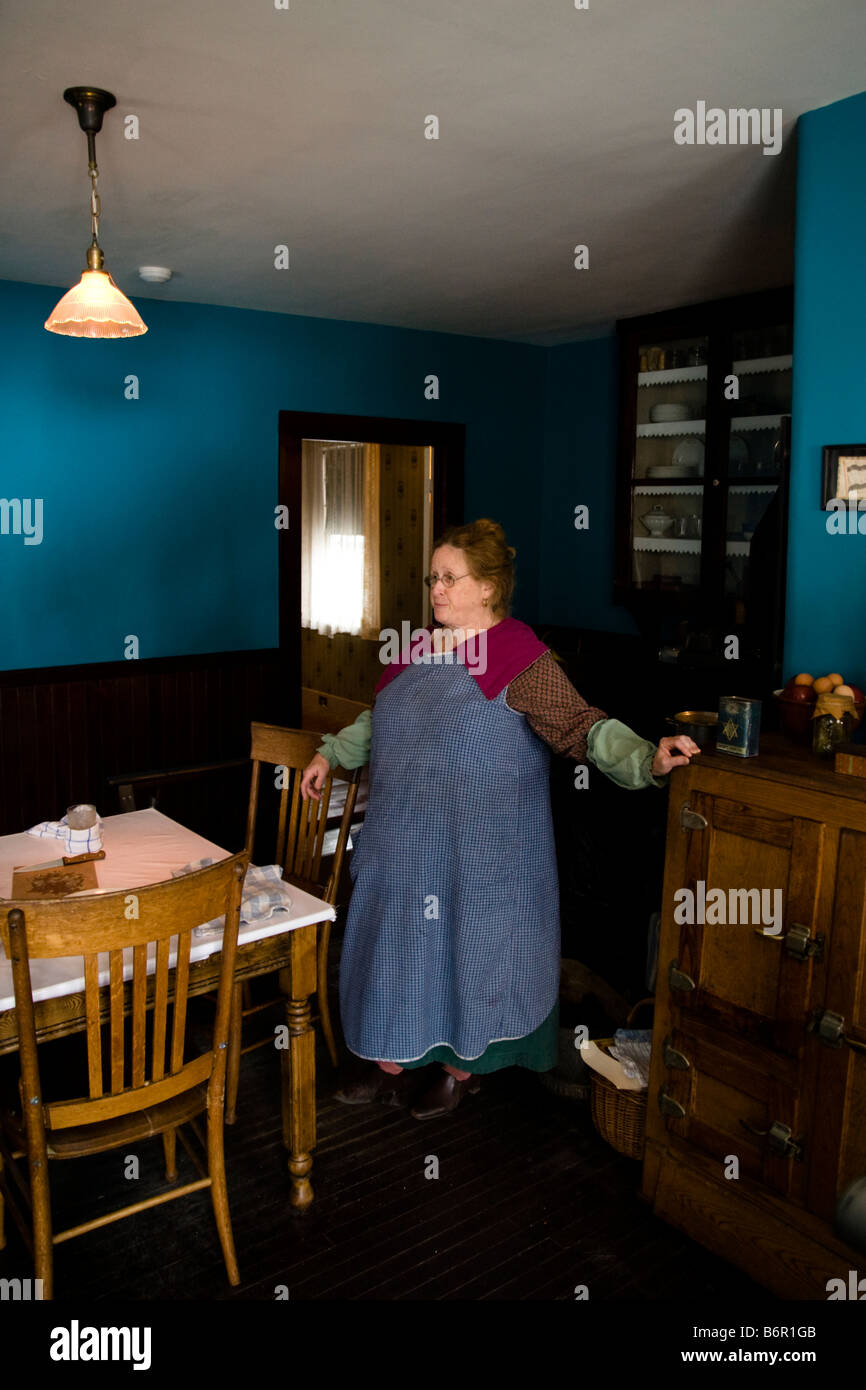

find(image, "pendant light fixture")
[45,87,147,339]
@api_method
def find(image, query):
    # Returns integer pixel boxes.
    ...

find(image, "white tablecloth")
[0,808,335,1012]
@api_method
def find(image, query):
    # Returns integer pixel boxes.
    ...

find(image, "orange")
[813,676,834,693]
[827,673,844,688]
[793,673,814,685]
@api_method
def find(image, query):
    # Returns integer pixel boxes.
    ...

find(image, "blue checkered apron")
[339,657,560,1063]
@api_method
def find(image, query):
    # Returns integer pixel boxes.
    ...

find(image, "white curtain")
[301,440,380,638]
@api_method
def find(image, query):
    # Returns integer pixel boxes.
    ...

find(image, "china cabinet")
[615,288,793,695]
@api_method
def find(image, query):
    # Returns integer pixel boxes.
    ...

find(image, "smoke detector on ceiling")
[138,266,173,284]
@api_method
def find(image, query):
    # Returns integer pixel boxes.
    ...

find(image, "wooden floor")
[0,998,777,1303]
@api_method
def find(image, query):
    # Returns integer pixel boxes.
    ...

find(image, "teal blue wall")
[539,335,637,634]
[0,280,545,670]
[787,90,866,686]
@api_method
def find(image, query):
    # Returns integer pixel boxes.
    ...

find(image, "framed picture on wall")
[822,443,866,508]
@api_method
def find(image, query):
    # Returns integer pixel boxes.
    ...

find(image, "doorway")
[278,412,465,719]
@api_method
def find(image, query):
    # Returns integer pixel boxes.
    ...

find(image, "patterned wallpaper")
[302,443,427,702]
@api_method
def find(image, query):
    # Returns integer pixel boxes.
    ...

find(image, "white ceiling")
[2,0,864,345]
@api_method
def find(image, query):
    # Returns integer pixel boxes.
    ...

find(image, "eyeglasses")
[424,572,471,589]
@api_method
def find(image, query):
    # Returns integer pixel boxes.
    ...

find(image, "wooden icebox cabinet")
[641,733,866,1299]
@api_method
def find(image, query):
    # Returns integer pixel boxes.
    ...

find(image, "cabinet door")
[658,1022,810,1203]
[665,790,826,1054]
[807,827,866,1220]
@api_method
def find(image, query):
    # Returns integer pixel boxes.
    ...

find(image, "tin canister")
[716,696,762,757]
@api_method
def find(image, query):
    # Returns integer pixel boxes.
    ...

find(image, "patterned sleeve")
[506,653,667,789]
[505,652,608,762]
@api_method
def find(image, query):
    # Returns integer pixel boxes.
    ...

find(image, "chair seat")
[47,1083,210,1159]
[2,1083,208,1161]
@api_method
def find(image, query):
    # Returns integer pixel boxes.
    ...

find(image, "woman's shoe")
[334,1062,407,1106]
[410,1069,481,1120]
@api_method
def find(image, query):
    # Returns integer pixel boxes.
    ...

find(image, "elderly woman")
[300,518,699,1120]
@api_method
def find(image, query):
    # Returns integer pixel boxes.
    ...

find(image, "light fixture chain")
[89,164,101,243]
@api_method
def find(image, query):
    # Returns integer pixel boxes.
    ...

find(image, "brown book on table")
[10,859,100,899]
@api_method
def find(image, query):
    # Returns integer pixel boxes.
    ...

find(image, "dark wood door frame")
[278,411,466,719]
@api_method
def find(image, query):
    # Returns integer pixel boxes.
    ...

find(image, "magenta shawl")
[374,616,549,701]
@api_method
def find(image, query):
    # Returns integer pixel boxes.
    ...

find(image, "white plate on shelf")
[672,437,705,470]
[729,434,750,471]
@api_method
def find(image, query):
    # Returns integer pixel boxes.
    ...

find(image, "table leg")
[278,923,317,1210]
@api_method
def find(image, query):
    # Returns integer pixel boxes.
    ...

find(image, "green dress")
[318,707,666,1073]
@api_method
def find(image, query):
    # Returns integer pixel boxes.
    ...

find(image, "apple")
[785,684,817,704]
[848,684,865,705]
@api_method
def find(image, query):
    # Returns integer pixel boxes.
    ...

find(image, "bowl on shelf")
[646,464,699,479]
[665,710,718,748]
[650,403,691,423]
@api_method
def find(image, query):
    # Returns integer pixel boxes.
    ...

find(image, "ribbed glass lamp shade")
[45,270,148,338]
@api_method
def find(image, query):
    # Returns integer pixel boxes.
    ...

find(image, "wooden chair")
[0,852,247,1299]
[301,688,371,738]
[226,723,361,1122]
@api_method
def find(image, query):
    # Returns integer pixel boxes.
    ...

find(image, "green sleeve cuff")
[587,717,667,790]
[316,707,372,771]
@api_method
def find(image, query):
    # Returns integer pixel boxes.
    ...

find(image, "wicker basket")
[589,998,654,1162]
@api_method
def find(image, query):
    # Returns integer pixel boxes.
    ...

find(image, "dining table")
[0,807,335,1210]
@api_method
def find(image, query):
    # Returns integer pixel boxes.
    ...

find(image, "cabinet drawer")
[656,1025,811,1205]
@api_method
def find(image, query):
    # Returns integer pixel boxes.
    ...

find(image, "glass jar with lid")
[812,693,856,757]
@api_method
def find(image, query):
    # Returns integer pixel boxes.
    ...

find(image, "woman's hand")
[651,735,701,776]
[300,753,331,802]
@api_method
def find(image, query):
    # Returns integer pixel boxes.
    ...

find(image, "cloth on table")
[27,815,105,856]
[171,858,293,937]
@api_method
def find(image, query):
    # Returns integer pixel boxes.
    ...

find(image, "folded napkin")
[170,858,293,937]
[608,1028,653,1088]
[27,815,104,856]
[578,1039,645,1092]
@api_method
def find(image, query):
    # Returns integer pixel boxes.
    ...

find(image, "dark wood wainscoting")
[0,651,292,849]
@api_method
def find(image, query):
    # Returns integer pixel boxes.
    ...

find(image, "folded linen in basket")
[27,815,104,856]
[608,1029,653,1088]
[171,858,293,937]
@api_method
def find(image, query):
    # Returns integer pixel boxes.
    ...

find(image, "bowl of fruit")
[774,673,865,743]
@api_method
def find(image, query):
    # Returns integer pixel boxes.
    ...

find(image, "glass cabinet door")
[723,323,793,613]
[630,334,709,592]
